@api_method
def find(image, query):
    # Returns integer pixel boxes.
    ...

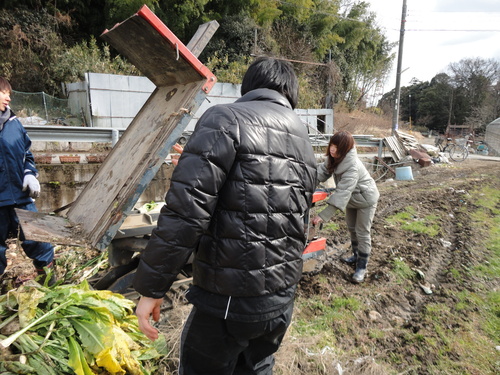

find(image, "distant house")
[485,117,500,155]
[445,124,473,138]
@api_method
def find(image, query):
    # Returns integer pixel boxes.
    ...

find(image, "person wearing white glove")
[0,77,55,285]
[22,173,41,198]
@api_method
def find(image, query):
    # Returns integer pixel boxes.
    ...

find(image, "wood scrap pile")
[380,130,432,168]
[396,130,433,167]
[382,136,406,161]
[395,130,420,152]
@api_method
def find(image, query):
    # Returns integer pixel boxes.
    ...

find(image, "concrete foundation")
[35,162,174,214]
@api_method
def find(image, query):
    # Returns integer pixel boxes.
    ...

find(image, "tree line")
[379,57,500,134]
[0,0,393,111]
[1,1,498,133]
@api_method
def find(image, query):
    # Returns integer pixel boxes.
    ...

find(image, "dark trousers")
[179,302,294,375]
[0,203,54,274]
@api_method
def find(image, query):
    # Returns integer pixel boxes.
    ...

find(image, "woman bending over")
[312,131,379,283]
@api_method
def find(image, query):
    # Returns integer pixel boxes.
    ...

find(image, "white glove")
[22,174,41,198]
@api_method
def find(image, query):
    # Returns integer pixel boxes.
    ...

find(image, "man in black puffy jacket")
[133,57,317,375]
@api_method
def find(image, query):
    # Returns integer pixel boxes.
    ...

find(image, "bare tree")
[448,57,500,127]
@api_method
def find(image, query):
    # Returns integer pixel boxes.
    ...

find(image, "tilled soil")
[293,159,500,374]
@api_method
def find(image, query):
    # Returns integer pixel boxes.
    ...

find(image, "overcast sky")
[366,0,500,101]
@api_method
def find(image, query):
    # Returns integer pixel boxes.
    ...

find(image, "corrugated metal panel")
[87,73,156,129]
[485,117,500,154]
[67,73,334,133]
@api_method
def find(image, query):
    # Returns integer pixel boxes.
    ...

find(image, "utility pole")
[409,93,412,130]
[392,0,407,135]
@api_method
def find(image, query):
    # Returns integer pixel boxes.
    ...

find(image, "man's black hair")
[241,57,299,109]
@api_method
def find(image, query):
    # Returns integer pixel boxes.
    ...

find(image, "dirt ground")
[1,158,499,374]
[291,158,500,374]
[152,157,500,374]
[303,157,499,295]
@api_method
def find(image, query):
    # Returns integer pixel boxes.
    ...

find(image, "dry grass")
[333,107,392,138]
[332,107,427,145]
[157,302,392,375]
[274,331,342,374]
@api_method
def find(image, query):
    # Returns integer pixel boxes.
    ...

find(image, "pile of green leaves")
[0,280,167,375]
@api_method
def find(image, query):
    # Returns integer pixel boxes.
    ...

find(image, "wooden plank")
[67,82,207,249]
[395,130,420,151]
[18,6,217,249]
[375,156,396,174]
[186,20,220,58]
[14,208,88,247]
[101,5,216,92]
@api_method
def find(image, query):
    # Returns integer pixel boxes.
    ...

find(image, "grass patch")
[465,184,500,345]
[473,214,500,280]
[386,207,416,224]
[468,182,500,282]
[292,295,362,349]
[385,207,440,236]
[417,181,500,374]
[322,222,340,232]
[448,267,462,281]
[469,186,500,214]
[368,328,386,340]
[391,257,416,283]
[420,300,499,374]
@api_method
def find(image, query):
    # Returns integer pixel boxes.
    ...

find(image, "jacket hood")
[236,88,292,110]
[0,106,12,129]
[335,148,358,174]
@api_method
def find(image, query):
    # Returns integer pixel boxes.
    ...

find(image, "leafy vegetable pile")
[0,280,166,374]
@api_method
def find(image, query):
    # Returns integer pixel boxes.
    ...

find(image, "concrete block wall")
[35,163,174,214]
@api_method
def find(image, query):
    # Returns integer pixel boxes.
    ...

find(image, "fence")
[10,90,82,126]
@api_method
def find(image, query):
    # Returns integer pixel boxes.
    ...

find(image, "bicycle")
[435,136,469,162]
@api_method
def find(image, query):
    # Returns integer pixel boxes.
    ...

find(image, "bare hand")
[311,216,323,226]
[135,296,163,341]
[171,143,184,166]
[172,143,184,154]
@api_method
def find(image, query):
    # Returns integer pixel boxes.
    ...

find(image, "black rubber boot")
[352,257,368,284]
[36,262,57,286]
[342,240,358,263]
[342,253,357,264]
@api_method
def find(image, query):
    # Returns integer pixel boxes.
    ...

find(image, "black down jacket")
[133,88,317,299]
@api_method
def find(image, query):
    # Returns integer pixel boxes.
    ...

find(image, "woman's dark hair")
[241,57,299,109]
[0,77,12,93]
[325,131,355,173]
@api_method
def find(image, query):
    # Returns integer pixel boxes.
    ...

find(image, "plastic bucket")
[395,166,413,181]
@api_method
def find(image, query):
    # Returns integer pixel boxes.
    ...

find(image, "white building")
[65,72,334,138]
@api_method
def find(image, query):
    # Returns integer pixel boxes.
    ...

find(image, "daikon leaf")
[68,336,96,375]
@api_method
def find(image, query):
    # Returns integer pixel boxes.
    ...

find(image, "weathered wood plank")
[395,130,420,151]
[14,208,88,247]
[186,20,220,58]
[100,6,216,92]
[17,5,217,249]
[67,82,206,248]
[375,156,396,174]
